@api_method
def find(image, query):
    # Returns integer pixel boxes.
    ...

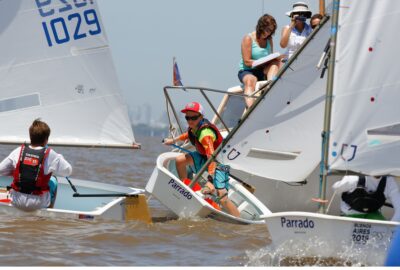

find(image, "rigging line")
[168,142,192,154]
[325,189,337,213]
[66,176,78,195]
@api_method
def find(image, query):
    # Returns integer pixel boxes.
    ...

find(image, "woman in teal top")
[238,14,279,108]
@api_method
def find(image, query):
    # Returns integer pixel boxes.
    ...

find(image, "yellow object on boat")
[125,194,152,224]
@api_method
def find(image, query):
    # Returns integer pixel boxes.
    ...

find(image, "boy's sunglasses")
[185,115,201,121]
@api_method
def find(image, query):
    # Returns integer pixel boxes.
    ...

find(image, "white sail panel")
[328,0,400,175]
[0,0,136,147]
[218,20,330,182]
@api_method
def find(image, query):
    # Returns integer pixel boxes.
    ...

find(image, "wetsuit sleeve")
[176,132,189,142]
[200,133,217,176]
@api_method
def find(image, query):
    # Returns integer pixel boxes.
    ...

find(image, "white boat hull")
[234,167,397,219]
[262,211,400,266]
[0,176,151,223]
[145,152,271,224]
[235,167,342,214]
[169,144,345,215]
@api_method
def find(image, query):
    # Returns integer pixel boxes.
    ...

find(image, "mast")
[319,0,326,16]
[318,0,340,213]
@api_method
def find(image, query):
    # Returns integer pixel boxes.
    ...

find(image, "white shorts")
[10,190,51,211]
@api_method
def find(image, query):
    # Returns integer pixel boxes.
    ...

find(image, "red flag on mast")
[173,57,183,86]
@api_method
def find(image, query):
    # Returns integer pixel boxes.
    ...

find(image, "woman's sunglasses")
[295,12,308,17]
[185,115,201,121]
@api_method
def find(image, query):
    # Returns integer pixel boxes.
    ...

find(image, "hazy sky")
[97,0,320,121]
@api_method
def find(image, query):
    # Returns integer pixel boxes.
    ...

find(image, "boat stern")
[145,152,211,218]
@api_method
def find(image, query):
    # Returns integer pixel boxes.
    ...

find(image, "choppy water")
[0,136,383,266]
[0,136,271,266]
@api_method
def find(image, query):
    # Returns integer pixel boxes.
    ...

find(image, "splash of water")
[244,234,391,266]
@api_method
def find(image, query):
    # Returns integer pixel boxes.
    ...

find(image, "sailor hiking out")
[333,175,400,221]
[163,102,240,217]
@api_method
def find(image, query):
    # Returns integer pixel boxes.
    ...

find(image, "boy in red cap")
[163,102,240,217]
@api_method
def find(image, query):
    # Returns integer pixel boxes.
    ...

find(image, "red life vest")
[188,119,223,156]
[11,144,52,195]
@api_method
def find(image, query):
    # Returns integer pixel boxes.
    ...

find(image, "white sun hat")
[286,2,312,18]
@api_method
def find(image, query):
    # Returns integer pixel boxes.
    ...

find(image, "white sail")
[218,19,330,182]
[328,0,400,175]
[0,0,136,148]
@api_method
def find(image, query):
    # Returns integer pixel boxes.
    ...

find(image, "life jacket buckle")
[217,164,230,173]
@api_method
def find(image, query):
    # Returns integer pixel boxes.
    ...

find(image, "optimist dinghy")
[146,152,271,225]
[261,211,400,266]
[0,0,150,223]
[257,0,400,265]
[0,176,151,223]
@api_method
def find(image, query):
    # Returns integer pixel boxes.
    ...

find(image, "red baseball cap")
[181,102,204,115]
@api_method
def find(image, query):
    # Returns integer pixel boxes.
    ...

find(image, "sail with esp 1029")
[0,0,137,148]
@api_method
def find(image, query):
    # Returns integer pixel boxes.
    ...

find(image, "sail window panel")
[0,93,40,113]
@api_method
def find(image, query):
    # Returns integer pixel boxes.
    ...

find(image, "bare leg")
[264,60,279,80]
[218,189,240,217]
[242,74,257,108]
[175,153,194,180]
[202,181,216,194]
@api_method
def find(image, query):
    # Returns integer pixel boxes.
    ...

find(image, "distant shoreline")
[133,124,168,137]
